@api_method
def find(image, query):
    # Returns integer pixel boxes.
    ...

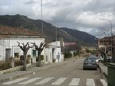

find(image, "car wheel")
[83,67,86,70]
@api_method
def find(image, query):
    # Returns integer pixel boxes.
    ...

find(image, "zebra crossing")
[2,77,107,86]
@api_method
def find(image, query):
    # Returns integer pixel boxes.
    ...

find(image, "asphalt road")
[0,58,107,86]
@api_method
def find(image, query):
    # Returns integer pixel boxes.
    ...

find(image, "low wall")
[0,64,32,75]
[99,63,108,77]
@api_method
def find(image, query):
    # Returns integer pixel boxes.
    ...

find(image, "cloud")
[0,0,115,38]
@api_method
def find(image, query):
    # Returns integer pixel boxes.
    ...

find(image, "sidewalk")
[0,60,68,82]
[99,63,108,77]
[0,71,33,82]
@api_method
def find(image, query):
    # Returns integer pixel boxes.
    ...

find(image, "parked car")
[83,55,98,70]
[96,56,112,63]
[96,56,103,64]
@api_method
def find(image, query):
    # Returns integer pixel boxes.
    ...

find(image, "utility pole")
[41,0,44,34]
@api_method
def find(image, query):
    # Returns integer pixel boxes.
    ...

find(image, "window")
[14,53,19,58]
[32,50,36,57]
[5,48,11,59]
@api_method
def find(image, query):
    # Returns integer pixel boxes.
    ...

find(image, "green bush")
[85,48,90,53]
[73,51,80,56]
[64,52,72,58]
[0,61,11,71]
[85,48,97,55]
[15,60,22,66]
[40,55,44,60]
[91,50,97,55]
[36,55,44,61]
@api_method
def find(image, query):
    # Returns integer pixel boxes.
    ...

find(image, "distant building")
[64,42,78,57]
[98,36,115,55]
[64,42,77,52]
[98,36,111,49]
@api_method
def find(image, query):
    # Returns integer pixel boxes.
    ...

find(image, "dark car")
[83,55,98,70]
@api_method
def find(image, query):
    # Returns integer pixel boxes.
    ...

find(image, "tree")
[32,42,46,67]
[17,42,32,71]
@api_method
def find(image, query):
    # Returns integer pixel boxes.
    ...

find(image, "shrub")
[40,55,44,61]
[64,52,72,58]
[53,59,56,63]
[73,51,80,56]
[0,61,11,71]
[85,48,90,53]
[15,60,22,66]
[36,55,44,61]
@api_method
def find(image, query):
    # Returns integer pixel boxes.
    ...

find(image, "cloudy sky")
[0,0,115,38]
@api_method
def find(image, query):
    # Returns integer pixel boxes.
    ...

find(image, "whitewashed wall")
[0,37,45,61]
[44,48,53,63]
[48,41,64,63]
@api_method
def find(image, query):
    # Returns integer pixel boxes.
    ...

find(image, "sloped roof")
[64,42,77,46]
[0,26,41,39]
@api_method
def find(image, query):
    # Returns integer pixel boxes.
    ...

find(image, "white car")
[96,56,103,64]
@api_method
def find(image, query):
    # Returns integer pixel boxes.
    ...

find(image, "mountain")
[60,27,97,46]
[0,14,97,46]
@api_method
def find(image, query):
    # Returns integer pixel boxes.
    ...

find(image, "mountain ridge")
[0,14,97,46]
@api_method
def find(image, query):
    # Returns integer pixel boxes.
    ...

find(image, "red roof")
[64,42,77,46]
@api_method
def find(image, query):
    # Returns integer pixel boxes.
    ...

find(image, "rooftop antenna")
[41,0,44,34]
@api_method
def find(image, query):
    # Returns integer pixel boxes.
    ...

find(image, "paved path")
[0,71,33,82]
[0,58,107,86]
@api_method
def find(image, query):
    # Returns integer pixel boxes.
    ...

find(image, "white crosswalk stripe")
[86,79,95,86]
[52,77,67,85]
[69,78,80,86]
[19,77,41,85]
[35,77,54,85]
[3,77,28,85]
[2,77,107,86]
[100,79,107,86]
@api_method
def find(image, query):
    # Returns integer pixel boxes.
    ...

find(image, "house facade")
[0,36,46,63]
[98,36,115,61]
[44,41,64,63]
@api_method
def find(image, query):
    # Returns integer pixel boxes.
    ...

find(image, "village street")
[0,57,107,86]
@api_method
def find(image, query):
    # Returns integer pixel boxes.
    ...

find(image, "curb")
[0,71,33,82]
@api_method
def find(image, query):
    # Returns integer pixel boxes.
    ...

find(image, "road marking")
[3,77,28,85]
[35,77,54,85]
[86,79,95,86]
[19,77,41,85]
[52,77,67,85]
[100,79,107,86]
[69,78,80,86]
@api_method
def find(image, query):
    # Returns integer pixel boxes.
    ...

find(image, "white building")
[0,36,46,63]
[44,41,64,63]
